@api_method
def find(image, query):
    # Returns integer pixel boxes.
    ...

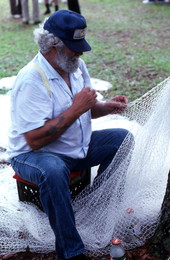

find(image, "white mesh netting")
[0,77,170,256]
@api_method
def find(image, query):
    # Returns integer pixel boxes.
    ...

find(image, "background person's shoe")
[12,14,21,18]
[22,21,29,24]
[43,9,51,15]
[43,3,51,15]
[143,0,155,3]
[34,21,41,24]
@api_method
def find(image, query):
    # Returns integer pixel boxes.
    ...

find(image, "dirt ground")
[0,245,164,260]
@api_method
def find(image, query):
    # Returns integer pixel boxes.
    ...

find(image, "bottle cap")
[112,238,121,245]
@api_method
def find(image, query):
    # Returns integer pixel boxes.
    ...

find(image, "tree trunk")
[149,170,170,259]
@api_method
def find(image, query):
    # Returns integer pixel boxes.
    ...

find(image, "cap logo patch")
[73,29,86,39]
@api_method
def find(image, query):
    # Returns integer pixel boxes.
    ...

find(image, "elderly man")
[8,10,131,260]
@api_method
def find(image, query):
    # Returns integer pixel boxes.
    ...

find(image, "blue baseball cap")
[44,10,91,52]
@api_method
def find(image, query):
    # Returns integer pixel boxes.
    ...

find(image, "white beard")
[54,48,80,73]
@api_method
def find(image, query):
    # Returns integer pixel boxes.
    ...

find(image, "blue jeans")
[11,128,130,259]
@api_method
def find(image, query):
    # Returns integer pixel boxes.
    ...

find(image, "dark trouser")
[10,0,22,15]
[67,0,81,14]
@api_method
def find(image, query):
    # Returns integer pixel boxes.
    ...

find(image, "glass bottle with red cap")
[109,238,126,260]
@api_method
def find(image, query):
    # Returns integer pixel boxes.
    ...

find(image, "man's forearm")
[24,105,81,150]
[91,101,108,118]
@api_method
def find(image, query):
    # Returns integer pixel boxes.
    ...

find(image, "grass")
[0,0,170,100]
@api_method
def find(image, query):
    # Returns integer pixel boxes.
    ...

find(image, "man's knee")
[42,155,70,185]
[16,152,69,184]
[104,128,130,147]
[115,128,134,149]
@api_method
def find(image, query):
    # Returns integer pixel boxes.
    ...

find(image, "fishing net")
[0,77,170,257]
[73,77,170,256]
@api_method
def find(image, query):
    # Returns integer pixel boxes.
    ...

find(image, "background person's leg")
[44,0,51,14]
[67,0,81,14]
[54,0,59,11]
[32,0,40,23]
[16,0,22,15]
[9,0,17,15]
[21,0,29,23]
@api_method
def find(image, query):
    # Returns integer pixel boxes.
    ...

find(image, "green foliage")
[1,0,170,100]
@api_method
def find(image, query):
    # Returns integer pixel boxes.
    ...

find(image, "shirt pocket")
[52,97,73,118]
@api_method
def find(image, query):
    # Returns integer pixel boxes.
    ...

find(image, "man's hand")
[72,87,97,115]
[111,95,128,105]
[91,95,128,118]
[108,95,128,114]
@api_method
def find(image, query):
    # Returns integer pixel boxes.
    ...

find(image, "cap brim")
[62,38,91,52]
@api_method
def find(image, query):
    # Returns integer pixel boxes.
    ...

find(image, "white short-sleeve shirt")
[7,52,92,160]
